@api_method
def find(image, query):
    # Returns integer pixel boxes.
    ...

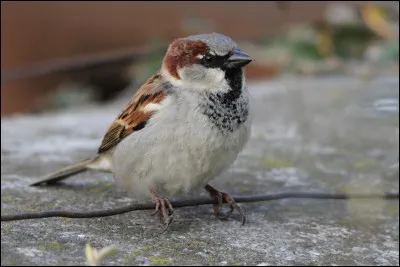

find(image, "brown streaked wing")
[97,73,166,154]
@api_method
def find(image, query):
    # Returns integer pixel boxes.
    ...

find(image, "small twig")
[1,191,398,222]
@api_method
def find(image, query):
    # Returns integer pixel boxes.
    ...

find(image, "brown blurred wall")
[1,1,331,117]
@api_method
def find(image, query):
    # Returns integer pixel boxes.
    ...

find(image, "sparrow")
[31,32,254,230]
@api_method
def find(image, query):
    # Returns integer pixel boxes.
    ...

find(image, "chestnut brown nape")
[163,39,208,80]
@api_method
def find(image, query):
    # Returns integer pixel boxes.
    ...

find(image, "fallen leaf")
[85,242,118,266]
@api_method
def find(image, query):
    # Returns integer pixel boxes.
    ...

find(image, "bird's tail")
[30,157,102,186]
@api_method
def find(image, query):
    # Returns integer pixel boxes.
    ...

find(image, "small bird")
[31,33,253,229]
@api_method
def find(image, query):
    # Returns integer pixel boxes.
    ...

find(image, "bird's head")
[161,33,253,93]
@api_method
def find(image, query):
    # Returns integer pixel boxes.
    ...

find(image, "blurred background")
[1,1,399,117]
[1,4,399,263]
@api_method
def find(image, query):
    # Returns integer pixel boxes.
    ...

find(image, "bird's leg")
[150,189,174,231]
[204,184,246,225]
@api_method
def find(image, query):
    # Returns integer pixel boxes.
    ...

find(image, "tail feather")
[30,158,95,186]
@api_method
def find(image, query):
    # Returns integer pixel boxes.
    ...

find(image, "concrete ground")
[1,74,399,265]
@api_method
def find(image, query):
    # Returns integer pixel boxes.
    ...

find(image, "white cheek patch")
[196,54,204,59]
[205,68,226,84]
[182,67,229,93]
[163,62,230,93]
[141,103,161,113]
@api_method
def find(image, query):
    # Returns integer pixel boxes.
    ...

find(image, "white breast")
[111,90,251,200]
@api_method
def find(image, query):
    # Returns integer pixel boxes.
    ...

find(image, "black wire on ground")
[2,191,398,222]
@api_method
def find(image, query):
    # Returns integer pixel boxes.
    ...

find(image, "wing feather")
[97,73,167,153]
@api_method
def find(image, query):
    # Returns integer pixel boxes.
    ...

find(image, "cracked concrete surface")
[1,74,399,265]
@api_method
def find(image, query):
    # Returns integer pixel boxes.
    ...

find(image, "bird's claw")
[205,185,246,225]
[151,196,174,230]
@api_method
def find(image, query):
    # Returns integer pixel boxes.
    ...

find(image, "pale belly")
[111,116,250,200]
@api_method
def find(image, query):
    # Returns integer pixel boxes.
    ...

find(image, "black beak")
[223,49,253,69]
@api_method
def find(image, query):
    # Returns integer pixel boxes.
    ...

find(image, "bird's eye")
[203,54,214,64]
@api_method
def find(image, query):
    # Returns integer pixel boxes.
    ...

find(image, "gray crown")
[185,32,238,56]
